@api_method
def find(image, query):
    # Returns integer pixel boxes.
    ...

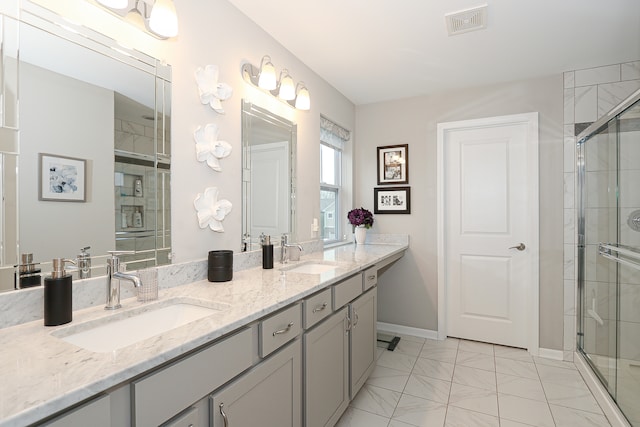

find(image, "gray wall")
[20,62,115,263]
[355,74,564,350]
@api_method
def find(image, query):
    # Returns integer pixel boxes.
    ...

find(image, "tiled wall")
[563,60,640,361]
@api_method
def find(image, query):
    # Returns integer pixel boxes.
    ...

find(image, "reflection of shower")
[577,88,640,426]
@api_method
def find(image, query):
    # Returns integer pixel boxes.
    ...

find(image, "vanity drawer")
[132,328,252,427]
[303,288,332,329]
[259,303,302,358]
[332,273,363,310]
[363,267,377,291]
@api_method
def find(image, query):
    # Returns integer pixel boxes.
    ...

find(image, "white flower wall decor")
[195,65,233,114]
[194,124,232,171]
[194,187,232,232]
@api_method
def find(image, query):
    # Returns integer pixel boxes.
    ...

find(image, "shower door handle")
[509,243,526,251]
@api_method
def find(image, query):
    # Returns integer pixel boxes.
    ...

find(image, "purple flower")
[347,207,374,229]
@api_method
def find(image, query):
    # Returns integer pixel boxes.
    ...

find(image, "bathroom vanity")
[0,242,406,426]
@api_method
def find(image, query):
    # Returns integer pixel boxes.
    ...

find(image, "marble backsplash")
[0,234,407,329]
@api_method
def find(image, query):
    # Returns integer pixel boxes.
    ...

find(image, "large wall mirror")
[0,6,171,292]
[241,101,296,251]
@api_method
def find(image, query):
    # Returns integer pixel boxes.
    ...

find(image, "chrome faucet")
[280,234,303,264]
[105,251,142,310]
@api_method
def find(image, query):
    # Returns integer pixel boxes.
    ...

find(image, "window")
[320,117,350,243]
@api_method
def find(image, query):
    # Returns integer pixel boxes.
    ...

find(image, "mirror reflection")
[0,15,171,292]
[241,101,296,251]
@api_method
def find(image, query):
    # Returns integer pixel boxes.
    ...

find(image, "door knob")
[509,243,526,251]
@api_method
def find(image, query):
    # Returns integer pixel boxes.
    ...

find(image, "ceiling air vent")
[445,4,488,36]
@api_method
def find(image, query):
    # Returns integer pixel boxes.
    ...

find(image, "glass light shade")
[97,0,128,9]
[149,0,179,38]
[278,70,295,100]
[295,85,311,110]
[258,57,277,90]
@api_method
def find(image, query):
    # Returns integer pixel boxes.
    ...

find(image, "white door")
[437,113,538,349]
[250,141,290,239]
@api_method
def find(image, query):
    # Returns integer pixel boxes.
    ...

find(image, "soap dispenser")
[44,258,76,326]
[262,234,273,269]
[77,246,91,279]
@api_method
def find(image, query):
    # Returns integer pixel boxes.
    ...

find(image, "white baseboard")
[537,348,564,360]
[377,322,439,340]
[575,352,632,427]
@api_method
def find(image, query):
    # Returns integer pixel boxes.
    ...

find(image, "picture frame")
[377,144,408,185]
[374,186,411,214]
[39,153,86,202]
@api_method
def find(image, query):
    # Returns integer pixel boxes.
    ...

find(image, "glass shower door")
[578,94,640,426]
[614,101,640,426]
[579,119,618,396]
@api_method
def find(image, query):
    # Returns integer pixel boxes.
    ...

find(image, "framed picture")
[374,187,411,214]
[377,144,408,185]
[39,153,86,202]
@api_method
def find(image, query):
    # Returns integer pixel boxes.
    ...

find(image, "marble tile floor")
[336,334,613,427]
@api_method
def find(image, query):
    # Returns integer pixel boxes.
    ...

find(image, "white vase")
[355,227,367,244]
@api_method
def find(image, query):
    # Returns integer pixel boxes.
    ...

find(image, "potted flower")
[347,207,374,244]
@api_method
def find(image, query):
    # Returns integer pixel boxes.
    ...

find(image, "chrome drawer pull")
[312,302,328,313]
[273,322,294,336]
[367,275,376,281]
[220,403,229,427]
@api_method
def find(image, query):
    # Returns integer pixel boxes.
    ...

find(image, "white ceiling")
[227,0,640,105]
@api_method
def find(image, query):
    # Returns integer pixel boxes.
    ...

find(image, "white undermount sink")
[282,262,339,275]
[52,298,229,353]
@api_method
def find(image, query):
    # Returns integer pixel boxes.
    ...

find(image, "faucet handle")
[107,250,135,258]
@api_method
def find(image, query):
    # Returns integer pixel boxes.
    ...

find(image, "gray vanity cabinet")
[210,339,302,427]
[303,306,350,427]
[349,288,377,399]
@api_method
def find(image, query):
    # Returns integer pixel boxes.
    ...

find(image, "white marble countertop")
[0,242,407,426]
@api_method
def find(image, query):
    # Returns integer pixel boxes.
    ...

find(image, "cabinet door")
[210,339,301,427]
[350,288,377,399]
[304,307,349,427]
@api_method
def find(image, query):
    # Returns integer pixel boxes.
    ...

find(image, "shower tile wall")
[563,60,640,361]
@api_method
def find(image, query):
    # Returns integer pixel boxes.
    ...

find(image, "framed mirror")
[0,7,171,292]
[241,101,296,251]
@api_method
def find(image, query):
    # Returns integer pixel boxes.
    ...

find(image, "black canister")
[262,235,273,269]
[208,250,233,282]
[44,258,75,326]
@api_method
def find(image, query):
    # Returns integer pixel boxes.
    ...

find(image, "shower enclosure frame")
[576,87,640,427]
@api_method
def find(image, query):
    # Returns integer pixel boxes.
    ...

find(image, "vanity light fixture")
[91,0,179,39]
[242,56,311,111]
[148,0,179,38]
[294,82,311,110]
[278,69,296,100]
[257,56,277,90]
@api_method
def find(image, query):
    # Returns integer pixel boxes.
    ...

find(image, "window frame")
[320,141,342,244]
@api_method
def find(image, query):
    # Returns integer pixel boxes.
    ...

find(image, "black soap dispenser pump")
[44,258,75,326]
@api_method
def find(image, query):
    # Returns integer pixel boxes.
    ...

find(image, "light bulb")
[258,56,277,90]
[149,0,179,38]
[278,70,295,100]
